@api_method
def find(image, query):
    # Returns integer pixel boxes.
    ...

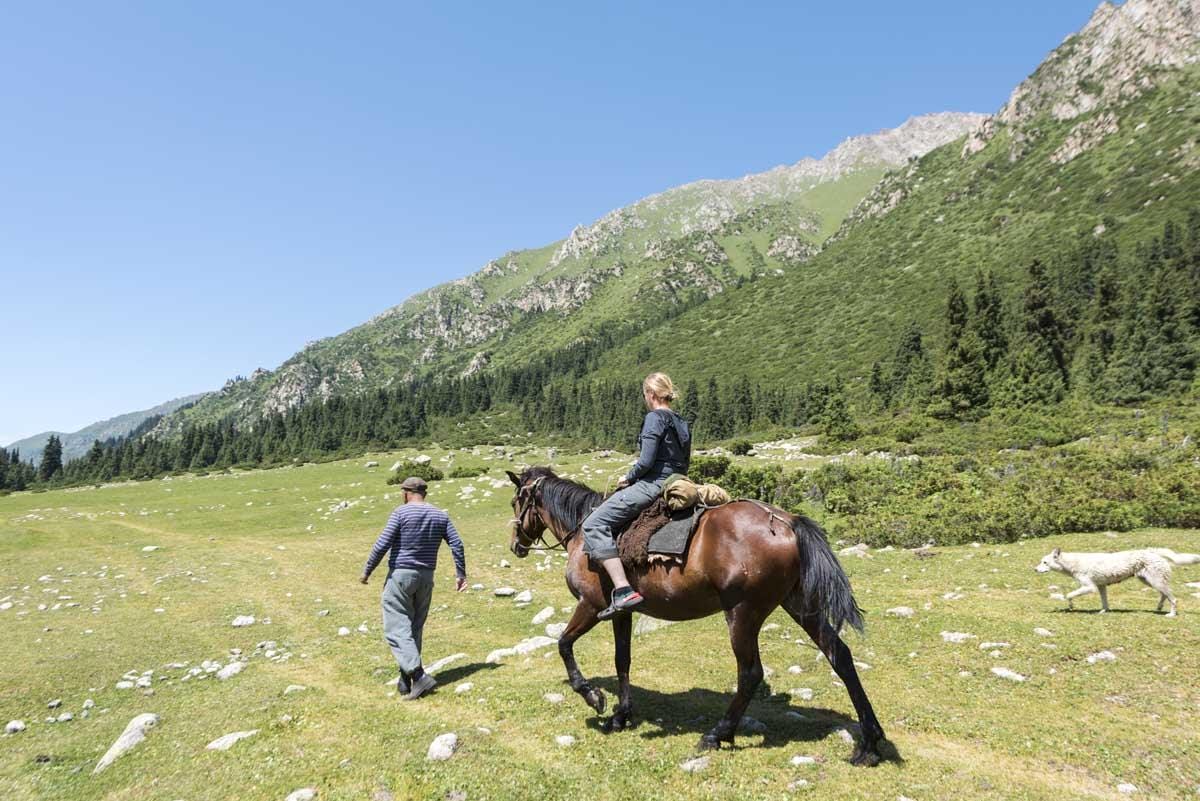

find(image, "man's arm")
[361,509,401,582]
[443,516,467,591]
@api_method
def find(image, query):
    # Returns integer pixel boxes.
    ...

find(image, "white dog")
[1035,547,1200,616]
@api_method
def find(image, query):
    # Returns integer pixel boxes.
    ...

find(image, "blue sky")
[0,0,1103,445]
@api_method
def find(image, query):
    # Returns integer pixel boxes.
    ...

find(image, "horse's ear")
[506,470,521,487]
[1051,548,1061,558]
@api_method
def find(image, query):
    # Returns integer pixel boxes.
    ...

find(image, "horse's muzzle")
[511,541,530,558]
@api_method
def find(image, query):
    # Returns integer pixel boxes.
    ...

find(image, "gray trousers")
[381,568,435,674]
[581,479,664,560]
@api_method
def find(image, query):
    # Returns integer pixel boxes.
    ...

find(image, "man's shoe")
[597,589,644,621]
[402,672,437,701]
[397,673,410,695]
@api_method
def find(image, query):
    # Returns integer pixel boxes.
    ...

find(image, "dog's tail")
[1149,548,1200,565]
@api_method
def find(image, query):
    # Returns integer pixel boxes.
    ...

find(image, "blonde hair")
[643,372,677,403]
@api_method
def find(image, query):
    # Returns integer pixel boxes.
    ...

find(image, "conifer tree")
[993,261,1068,406]
[38,435,63,482]
[972,270,1007,370]
[933,280,989,417]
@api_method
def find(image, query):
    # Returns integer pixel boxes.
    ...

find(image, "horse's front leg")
[604,613,634,731]
[558,601,606,715]
[699,603,767,751]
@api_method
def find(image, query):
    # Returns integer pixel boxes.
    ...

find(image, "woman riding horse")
[582,372,691,619]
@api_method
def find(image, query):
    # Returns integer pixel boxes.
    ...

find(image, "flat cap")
[399,476,428,493]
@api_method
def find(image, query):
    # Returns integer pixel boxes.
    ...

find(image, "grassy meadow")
[2,446,1198,800]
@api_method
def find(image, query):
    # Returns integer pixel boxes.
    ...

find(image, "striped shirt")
[363,502,466,579]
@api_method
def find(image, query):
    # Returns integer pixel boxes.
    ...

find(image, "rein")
[510,476,576,552]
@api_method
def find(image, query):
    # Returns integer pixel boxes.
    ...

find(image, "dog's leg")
[1065,583,1095,611]
[1141,571,1176,616]
[1097,585,1109,613]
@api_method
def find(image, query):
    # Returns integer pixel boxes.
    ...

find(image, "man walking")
[361,476,467,700]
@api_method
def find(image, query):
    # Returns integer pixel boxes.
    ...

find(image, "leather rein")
[510,476,576,552]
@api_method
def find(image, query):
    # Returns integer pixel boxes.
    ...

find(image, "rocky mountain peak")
[999,0,1199,127]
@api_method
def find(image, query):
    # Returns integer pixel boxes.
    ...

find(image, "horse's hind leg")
[604,613,634,731]
[795,613,886,767]
[558,601,606,714]
[698,602,767,751]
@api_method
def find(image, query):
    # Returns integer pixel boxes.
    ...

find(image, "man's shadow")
[580,678,903,761]
[431,662,501,684]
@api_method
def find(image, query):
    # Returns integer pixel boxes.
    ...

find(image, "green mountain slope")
[164,113,983,430]
[594,0,1200,388]
[5,393,207,464]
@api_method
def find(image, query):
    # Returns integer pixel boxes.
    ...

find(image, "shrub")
[690,455,730,481]
[448,465,487,479]
[730,440,753,456]
[387,461,445,484]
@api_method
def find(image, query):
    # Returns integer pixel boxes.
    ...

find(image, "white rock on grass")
[680,755,710,773]
[93,713,159,774]
[6,720,27,734]
[532,607,555,625]
[493,587,516,597]
[941,631,976,644]
[427,653,467,674]
[426,732,458,761]
[787,665,803,674]
[555,735,576,747]
[1033,627,1055,637]
[513,589,533,603]
[886,607,915,618]
[1087,650,1117,664]
[486,636,557,663]
[232,615,255,627]
[633,616,675,636]
[141,546,160,552]
[1117,783,1138,794]
[216,661,245,681]
[337,627,351,637]
[790,755,817,766]
[979,642,1010,650]
[284,685,307,695]
[545,623,567,639]
[543,692,565,704]
[791,688,814,701]
[206,729,259,751]
[455,683,473,694]
[286,789,317,801]
[991,667,1027,683]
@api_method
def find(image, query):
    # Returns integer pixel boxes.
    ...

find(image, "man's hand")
[615,478,631,490]
[456,576,468,592]
[359,575,369,585]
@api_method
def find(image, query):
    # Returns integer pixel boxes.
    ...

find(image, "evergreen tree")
[993,261,1069,406]
[933,280,989,417]
[888,323,934,409]
[731,376,754,431]
[972,270,1007,370]
[1072,260,1121,399]
[680,379,700,426]
[820,385,860,442]
[38,435,63,482]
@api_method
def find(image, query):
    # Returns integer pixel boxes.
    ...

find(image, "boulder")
[206,729,259,751]
[426,732,458,761]
[94,713,159,774]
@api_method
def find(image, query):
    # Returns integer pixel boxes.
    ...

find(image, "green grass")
[3,447,1198,800]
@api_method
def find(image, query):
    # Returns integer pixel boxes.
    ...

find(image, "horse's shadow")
[432,662,501,684]
[582,678,902,760]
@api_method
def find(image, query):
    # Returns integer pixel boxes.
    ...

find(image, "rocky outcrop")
[1050,112,1120,164]
[767,235,818,264]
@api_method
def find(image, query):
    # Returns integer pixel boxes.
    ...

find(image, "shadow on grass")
[577,679,904,762]
[432,661,501,684]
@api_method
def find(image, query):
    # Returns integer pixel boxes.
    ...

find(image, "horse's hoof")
[585,688,606,715]
[696,734,721,751]
[603,714,631,733]
[849,744,883,767]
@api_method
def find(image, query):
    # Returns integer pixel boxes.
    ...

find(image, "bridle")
[509,476,575,552]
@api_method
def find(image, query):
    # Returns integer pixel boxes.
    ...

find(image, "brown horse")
[505,466,888,764]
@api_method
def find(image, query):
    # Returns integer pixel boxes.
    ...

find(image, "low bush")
[447,465,487,479]
[387,461,445,484]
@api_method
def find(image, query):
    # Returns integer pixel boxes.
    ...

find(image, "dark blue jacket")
[625,409,691,484]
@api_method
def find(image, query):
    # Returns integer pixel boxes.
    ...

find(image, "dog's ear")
[506,470,521,487]
[1051,548,1061,558]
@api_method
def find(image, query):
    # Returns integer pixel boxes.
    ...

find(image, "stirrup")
[598,590,644,620]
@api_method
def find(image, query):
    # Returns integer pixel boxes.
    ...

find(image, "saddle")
[616,497,705,569]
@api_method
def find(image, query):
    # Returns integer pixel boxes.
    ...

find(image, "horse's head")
[506,469,548,558]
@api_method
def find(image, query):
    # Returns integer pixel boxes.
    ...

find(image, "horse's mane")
[520,466,604,533]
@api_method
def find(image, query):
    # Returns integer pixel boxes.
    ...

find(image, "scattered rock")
[543,692,565,704]
[532,607,555,625]
[6,720,26,734]
[991,667,1027,683]
[493,587,516,598]
[141,546,160,552]
[886,607,915,618]
[216,662,245,681]
[787,665,803,674]
[232,615,256,627]
[284,685,307,695]
[680,755,710,773]
[413,455,432,465]
[499,559,511,568]
[1033,627,1054,637]
[1087,650,1117,664]
[56,712,73,723]
[427,653,467,674]
[514,590,533,603]
[286,789,317,801]
[47,699,62,709]
[790,688,814,701]
[337,627,351,637]
[486,636,558,663]
[1117,783,1138,795]
[633,616,675,636]
[365,461,379,468]
[206,729,259,751]
[455,683,473,694]
[115,681,134,690]
[545,623,567,639]
[979,642,1010,650]
[941,631,976,644]
[94,713,159,774]
[790,755,817,766]
[427,732,458,761]
[740,716,767,734]
[555,735,576,747]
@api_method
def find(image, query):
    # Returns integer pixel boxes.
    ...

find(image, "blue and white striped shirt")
[363,502,466,578]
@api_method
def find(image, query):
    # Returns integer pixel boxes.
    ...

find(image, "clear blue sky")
[1,0,1103,445]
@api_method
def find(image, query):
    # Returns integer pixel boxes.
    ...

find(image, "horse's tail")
[785,515,865,634]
